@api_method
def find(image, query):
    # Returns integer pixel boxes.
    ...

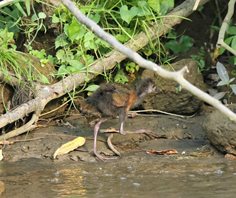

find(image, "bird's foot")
[100,127,120,133]
[94,151,118,161]
[100,127,127,135]
[107,134,121,156]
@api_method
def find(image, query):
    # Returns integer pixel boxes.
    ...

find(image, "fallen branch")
[61,0,236,121]
[0,0,210,140]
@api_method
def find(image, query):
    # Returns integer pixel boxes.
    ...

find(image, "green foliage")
[28,47,54,67]
[191,47,206,71]
[0,28,49,84]
[114,69,129,84]
[51,0,174,79]
[165,32,194,54]
[148,0,174,15]
[220,25,236,64]
[0,3,23,33]
[23,11,47,46]
[125,62,139,74]
[0,0,175,87]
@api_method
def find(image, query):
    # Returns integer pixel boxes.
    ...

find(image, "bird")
[79,78,156,160]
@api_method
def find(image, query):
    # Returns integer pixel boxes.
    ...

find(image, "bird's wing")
[112,92,128,107]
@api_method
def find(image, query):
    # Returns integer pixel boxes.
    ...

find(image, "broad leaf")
[216,62,229,83]
[217,80,228,86]
[227,26,236,35]
[160,0,174,15]
[148,0,160,13]
[85,84,100,92]
[53,137,86,159]
[213,92,226,100]
[55,34,68,49]
[120,5,138,24]
[38,12,46,19]
[230,84,236,95]
[231,36,236,64]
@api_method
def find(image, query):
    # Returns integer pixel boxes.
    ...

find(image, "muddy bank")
[1,106,223,163]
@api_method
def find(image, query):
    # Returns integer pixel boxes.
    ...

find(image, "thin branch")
[61,0,236,121]
[216,0,236,56]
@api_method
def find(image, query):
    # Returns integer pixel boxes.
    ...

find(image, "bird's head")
[136,78,156,98]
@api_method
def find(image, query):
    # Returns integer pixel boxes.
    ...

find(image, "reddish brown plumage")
[80,78,155,160]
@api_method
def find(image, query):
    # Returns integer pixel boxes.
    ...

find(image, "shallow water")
[1,155,236,198]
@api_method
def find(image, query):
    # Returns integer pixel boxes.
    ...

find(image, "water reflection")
[1,157,236,198]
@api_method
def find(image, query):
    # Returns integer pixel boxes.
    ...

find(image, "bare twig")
[216,0,236,56]
[129,109,192,118]
[61,0,236,121]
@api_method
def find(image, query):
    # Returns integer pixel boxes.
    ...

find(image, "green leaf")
[120,5,138,24]
[216,62,229,84]
[85,84,100,92]
[84,32,96,49]
[116,33,130,43]
[52,15,60,23]
[114,70,129,84]
[227,26,236,35]
[57,65,69,76]
[14,3,27,17]
[55,34,68,49]
[68,60,84,70]
[38,12,46,19]
[165,35,193,54]
[148,0,160,13]
[66,18,86,42]
[231,36,236,50]
[126,62,139,73]
[179,35,193,51]
[160,0,174,15]
[39,74,50,84]
[25,0,31,15]
[89,13,101,23]
[56,49,66,60]
[31,13,38,21]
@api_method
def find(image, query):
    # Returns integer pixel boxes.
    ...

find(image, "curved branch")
[0,113,38,141]
[61,0,236,120]
[216,0,236,56]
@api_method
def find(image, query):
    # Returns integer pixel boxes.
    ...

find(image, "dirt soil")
[1,106,223,163]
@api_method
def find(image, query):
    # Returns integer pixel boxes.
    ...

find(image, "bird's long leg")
[107,134,121,156]
[119,109,127,135]
[93,119,106,161]
[93,118,118,161]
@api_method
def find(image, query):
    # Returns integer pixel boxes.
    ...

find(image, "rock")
[203,104,236,155]
[141,59,206,114]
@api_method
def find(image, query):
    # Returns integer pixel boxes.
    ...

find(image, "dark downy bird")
[80,78,156,160]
